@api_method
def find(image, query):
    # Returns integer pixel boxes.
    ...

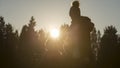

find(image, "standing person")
[68,1,95,68]
[68,1,81,60]
[69,1,81,23]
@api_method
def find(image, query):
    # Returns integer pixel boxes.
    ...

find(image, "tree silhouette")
[60,24,70,53]
[0,16,6,68]
[0,16,5,47]
[19,16,41,68]
[98,25,118,68]
[91,27,101,61]
[0,16,19,68]
[0,1,120,67]
[38,29,46,49]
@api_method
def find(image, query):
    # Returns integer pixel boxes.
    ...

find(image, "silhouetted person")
[69,1,81,23]
[79,16,94,59]
[70,16,94,68]
[68,1,94,68]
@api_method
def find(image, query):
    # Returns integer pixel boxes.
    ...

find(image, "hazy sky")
[0,0,120,34]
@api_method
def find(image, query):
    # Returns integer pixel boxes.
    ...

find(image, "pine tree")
[19,16,41,68]
[98,25,118,68]
[91,27,97,60]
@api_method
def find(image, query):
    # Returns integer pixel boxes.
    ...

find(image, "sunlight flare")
[50,28,60,38]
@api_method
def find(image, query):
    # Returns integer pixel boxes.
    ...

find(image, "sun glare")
[50,28,60,38]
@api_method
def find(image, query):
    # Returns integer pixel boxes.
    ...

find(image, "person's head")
[72,1,79,7]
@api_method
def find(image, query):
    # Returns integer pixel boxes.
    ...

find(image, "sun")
[50,28,60,38]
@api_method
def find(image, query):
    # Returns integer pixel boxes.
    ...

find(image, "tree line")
[0,16,120,68]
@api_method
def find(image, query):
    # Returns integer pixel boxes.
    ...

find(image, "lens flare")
[50,28,60,38]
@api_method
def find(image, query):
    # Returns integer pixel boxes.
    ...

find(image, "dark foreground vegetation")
[0,16,120,68]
